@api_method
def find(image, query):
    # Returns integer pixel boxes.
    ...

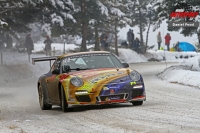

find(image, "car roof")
[59,51,111,58]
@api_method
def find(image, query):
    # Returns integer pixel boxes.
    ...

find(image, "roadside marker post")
[1,51,3,65]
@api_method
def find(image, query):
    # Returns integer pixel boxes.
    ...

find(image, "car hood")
[69,68,132,84]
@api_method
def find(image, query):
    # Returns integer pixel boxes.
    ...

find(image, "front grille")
[99,94,125,101]
[76,95,91,102]
[132,89,144,98]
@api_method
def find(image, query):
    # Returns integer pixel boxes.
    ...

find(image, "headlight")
[129,71,140,81]
[70,77,83,87]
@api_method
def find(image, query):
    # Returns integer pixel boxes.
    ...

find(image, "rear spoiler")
[32,56,58,67]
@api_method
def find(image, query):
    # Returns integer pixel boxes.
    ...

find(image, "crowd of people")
[157,31,181,52]
[0,33,53,56]
[0,28,189,56]
[24,34,53,56]
[126,29,141,53]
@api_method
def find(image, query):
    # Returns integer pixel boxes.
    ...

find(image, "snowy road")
[1,62,200,133]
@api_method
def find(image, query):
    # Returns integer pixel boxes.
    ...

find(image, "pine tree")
[39,0,75,37]
[71,0,113,52]
[0,0,39,41]
[99,0,127,55]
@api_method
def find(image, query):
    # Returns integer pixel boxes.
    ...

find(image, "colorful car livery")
[32,51,146,112]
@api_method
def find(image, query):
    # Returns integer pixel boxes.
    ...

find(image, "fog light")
[133,85,143,89]
[75,91,88,95]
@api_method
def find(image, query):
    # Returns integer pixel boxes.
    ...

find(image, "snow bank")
[0,51,49,85]
[147,50,199,62]
[179,56,200,71]
[118,48,147,63]
[158,65,200,88]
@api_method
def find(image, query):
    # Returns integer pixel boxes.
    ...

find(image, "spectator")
[127,29,134,48]
[24,34,34,55]
[105,33,113,51]
[44,36,53,56]
[157,31,162,50]
[100,32,108,51]
[134,37,140,53]
[165,33,171,51]
[174,41,181,52]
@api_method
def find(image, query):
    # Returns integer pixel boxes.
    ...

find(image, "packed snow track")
[1,62,200,133]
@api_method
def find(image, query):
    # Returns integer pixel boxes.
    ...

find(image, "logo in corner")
[169,2,199,21]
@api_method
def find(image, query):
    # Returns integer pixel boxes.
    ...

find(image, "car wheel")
[131,101,143,106]
[38,85,52,110]
[61,86,68,112]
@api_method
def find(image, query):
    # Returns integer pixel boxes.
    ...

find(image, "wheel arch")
[38,78,50,104]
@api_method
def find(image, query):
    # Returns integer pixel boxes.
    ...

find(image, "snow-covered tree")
[71,0,116,52]
[88,1,109,51]
[40,0,75,37]
[0,0,43,47]
[98,0,128,55]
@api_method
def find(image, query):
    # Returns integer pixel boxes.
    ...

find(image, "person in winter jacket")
[44,36,53,56]
[165,33,171,51]
[133,37,140,53]
[100,32,108,51]
[157,31,162,50]
[105,33,113,51]
[24,34,34,55]
[127,29,134,48]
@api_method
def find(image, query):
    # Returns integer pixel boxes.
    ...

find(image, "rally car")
[32,51,146,112]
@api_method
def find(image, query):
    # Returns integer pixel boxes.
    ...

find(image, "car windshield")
[62,53,124,71]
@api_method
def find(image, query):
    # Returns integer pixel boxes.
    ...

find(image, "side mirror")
[122,63,129,68]
[63,65,71,73]
[52,69,60,75]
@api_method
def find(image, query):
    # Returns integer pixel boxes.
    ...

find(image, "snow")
[0,43,200,89]
[97,1,109,16]
[0,19,8,26]
[51,13,64,27]
[41,23,52,36]
[110,7,125,17]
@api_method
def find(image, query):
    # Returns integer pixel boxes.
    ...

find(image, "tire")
[61,86,68,112]
[131,101,143,106]
[38,84,52,110]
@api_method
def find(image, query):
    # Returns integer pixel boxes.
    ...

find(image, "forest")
[0,0,200,55]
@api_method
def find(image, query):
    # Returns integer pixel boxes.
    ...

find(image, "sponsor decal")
[88,73,117,83]
[110,89,115,94]
[130,82,136,85]
[110,96,120,100]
